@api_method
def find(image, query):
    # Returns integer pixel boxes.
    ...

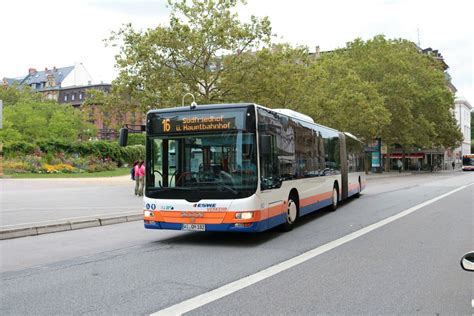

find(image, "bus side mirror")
[260,135,271,156]
[118,128,128,147]
[460,252,474,272]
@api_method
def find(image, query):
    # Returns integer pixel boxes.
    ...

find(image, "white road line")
[152,183,474,316]
[471,299,474,308]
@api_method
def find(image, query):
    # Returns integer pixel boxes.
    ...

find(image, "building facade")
[1,64,134,140]
[453,98,472,159]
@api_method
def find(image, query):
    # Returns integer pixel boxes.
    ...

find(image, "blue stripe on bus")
[299,198,333,216]
[144,212,287,232]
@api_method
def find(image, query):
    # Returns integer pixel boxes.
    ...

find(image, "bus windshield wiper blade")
[155,186,193,191]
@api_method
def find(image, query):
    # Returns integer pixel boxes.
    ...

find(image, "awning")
[383,153,425,159]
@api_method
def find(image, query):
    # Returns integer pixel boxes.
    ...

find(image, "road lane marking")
[152,183,474,316]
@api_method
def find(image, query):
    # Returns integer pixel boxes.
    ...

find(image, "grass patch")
[4,167,131,179]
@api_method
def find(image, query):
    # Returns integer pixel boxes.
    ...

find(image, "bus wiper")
[196,181,238,195]
[156,186,193,191]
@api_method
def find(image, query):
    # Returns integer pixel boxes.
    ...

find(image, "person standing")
[452,160,455,170]
[397,159,402,173]
[137,160,145,197]
[134,161,140,196]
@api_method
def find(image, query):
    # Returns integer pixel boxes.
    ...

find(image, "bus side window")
[259,133,280,189]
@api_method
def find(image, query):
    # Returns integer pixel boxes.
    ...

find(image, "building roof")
[21,66,74,88]
[2,64,95,91]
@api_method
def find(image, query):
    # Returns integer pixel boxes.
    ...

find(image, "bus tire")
[330,184,339,211]
[281,193,299,231]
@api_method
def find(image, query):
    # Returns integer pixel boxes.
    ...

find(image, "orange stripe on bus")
[144,187,360,225]
[300,191,332,207]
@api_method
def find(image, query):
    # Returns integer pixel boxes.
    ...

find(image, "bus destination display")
[162,115,235,133]
[149,108,250,134]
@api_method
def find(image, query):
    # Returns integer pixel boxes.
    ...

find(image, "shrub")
[85,158,117,173]
[3,160,30,173]
[88,141,122,161]
[119,145,145,166]
[127,133,145,146]
[3,142,35,158]
[37,140,71,154]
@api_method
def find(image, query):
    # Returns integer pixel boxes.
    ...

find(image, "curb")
[0,211,143,240]
[366,172,413,180]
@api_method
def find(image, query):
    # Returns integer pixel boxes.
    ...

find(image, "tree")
[108,0,272,110]
[221,44,311,106]
[337,36,462,151]
[303,53,390,143]
[82,88,140,131]
[0,86,96,144]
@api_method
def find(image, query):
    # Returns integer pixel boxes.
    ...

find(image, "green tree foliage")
[0,86,97,144]
[221,44,311,107]
[336,36,462,149]
[108,0,272,109]
[303,53,390,143]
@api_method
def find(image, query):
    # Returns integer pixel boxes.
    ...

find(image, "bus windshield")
[146,131,258,200]
[462,156,474,166]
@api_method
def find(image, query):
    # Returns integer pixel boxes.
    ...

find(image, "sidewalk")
[0,176,143,240]
[0,212,142,240]
[366,171,413,180]
[366,168,461,180]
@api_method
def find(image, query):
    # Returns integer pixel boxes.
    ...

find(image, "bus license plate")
[182,224,205,231]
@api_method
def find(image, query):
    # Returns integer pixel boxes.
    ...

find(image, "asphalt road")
[0,172,473,315]
[0,176,141,226]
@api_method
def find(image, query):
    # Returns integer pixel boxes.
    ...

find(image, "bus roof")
[254,104,341,134]
[147,103,254,115]
[147,102,345,136]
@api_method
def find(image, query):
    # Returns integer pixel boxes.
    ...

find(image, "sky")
[0,0,472,102]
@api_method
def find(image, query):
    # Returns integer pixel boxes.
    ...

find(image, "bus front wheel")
[281,195,298,231]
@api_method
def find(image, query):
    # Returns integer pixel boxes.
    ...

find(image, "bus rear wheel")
[330,186,338,211]
[281,195,298,231]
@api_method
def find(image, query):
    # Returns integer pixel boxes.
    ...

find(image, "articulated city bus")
[461,154,474,171]
[120,103,366,232]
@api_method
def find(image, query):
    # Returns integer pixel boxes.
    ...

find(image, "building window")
[79,93,83,100]
[64,95,68,102]
[72,94,75,101]
[31,83,36,90]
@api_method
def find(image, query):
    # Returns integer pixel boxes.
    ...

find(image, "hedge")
[4,140,145,165]
[120,145,146,165]
[127,133,146,146]
[3,141,36,156]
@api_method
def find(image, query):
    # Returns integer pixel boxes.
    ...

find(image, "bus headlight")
[144,210,154,217]
[235,212,253,220]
